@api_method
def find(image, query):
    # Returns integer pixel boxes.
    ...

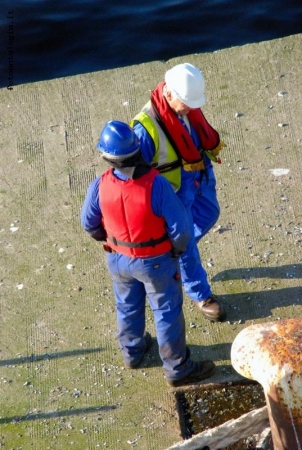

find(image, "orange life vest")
[100,168,172,257]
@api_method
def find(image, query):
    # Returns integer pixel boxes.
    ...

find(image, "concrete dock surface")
[1,33,302,449]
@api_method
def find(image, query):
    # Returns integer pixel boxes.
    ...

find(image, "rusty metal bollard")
[231,318,302,450]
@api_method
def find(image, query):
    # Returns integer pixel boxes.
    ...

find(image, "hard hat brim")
[99,147,140,161]
[176,91,206,109]
[186,95,205,109]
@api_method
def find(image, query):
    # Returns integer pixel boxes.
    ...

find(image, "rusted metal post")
[231,318,302,450]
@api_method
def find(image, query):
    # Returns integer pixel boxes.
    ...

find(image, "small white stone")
[269,168,290,176]
[213,225,222,233]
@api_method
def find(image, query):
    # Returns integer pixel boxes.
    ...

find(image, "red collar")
[151,82,220,163]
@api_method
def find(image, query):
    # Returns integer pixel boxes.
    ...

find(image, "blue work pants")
[106,251,195,381]
[177,163,220,301]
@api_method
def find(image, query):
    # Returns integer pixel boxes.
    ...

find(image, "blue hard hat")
[96,120,140,158]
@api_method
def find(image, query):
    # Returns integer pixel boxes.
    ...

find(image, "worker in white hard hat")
[130,63,227,322]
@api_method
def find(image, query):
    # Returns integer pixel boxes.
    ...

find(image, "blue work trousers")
[106,251,195,381]
[177,164,220,301]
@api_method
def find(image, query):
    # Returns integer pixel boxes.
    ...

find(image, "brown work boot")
[167,360,216,387]
[196,295,226,322]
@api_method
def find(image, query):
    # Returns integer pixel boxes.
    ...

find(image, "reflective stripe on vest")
[131,102,182,191]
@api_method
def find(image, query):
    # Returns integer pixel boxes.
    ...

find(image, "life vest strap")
[153,160,181,173]
[107,233,169,249]
[155,158,205,173]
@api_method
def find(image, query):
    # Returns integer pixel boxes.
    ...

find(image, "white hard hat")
[165,63,205,108]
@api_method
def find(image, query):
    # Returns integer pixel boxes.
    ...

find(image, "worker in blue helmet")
[81,120,216,386]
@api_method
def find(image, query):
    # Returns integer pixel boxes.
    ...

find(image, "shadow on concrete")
[142,341,234,369]
[221,286,302,323]
[0,347,103,367]
[211,264,302,281]
[189,343,233,364]
[0,405,118,425]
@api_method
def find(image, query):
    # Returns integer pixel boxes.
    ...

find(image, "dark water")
[2,0,302,88]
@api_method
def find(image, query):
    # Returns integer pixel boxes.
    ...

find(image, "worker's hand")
[205,141,227,164]
[210,139,226,157]
[171,249,182,258]
[204,140,226,164]
[88,227,107,241]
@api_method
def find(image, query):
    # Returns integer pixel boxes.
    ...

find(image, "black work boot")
[167,360,216,387]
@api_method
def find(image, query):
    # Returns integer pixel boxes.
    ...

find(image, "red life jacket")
[151,81,220,164]
[100,168,172,257]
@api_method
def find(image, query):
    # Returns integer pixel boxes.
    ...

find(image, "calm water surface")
[2,0,302,87]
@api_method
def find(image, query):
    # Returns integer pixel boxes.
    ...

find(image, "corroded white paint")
[231,319,302,450]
